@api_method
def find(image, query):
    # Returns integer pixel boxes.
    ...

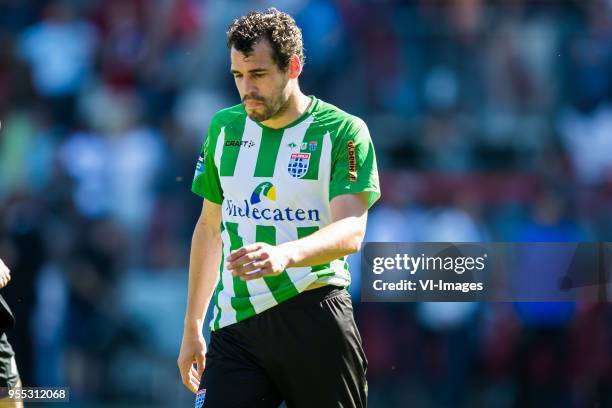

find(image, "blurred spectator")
[18,1,97,126]
[558,102,612,185]
[58,129,112,218]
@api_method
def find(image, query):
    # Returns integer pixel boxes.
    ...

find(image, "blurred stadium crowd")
[0,0,611,406]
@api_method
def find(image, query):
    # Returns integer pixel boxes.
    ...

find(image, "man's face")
[231,40,290,122]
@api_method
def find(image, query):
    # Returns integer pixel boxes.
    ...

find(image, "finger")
[227,244,260,261]
[188,372,200,393]
[189,367,200,379]
[178,357,191,372]
[178,361,188,382]
[241,271,263,281]
[227,250,264,271]
[232,263,258,276]
[189,369,200,384]
[178,359,194,382]
[233,259,270,277]
[188,380,198,394]
[190,366,199,379]
[237,267,262,279]
[185,367,198,388]
[231,257,266,276]
[226,247,246,262]
[241,267,273,281]
[225,251,262,271]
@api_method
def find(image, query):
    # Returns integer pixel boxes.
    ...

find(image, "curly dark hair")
[227,8,305,71]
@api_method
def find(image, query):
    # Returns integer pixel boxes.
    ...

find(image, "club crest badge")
[287,153,310,178]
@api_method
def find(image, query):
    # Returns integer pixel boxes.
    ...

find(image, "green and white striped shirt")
[192,96,380,330]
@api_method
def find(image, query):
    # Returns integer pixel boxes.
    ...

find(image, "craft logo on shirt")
[225,140,255,148]
[347,140,357,182]
[288,153,310,179]
[195,389,206,408]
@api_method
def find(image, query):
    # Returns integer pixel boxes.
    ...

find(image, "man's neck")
[260,91,312,129]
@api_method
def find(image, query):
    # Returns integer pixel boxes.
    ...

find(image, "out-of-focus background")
[0,0,611,407]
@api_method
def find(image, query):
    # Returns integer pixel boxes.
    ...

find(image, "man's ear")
[287,55,302,79]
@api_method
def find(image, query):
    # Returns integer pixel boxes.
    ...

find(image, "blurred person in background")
[178,8,379,408]
[511,186,584,407]
[18,1,97,128]
[415,189,487,407]
[0,258,22,408]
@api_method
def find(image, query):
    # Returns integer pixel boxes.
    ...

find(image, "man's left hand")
[226,243,291,281]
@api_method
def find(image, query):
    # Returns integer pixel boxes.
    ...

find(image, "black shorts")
[0,333,19,397]
[197,285,368,408]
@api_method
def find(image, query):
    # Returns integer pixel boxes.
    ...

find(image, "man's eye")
[233,73,243,79]
[252,73,264,78]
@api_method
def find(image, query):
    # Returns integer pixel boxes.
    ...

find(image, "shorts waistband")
[279,285,346,309]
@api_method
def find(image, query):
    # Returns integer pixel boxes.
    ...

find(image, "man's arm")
[178,199,222,393]
[227,192,369,280]
[282,192,368,267]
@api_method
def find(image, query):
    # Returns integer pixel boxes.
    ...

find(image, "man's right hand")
[0,259,11,289]
[177,331,207,394]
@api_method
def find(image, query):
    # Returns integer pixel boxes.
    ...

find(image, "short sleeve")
[329,117,381,208]
[191,119,224,204]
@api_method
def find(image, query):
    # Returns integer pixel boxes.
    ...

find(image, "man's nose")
[243,78,257,96]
